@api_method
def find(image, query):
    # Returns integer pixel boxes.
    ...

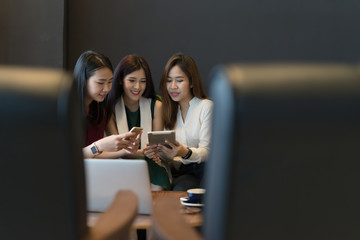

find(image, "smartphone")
[148,130,176,148]
[126,126,143,139]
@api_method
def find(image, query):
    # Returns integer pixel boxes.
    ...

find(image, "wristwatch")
[90,142,102,156]
[182,147,192,160]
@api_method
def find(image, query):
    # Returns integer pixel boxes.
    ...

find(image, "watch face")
[91,145,97,154]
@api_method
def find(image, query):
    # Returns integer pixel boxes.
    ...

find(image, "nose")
[134,81,140,89]
[170,80,177,89]
[103,82,111,92]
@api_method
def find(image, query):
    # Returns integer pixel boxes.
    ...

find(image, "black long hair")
[73,50,113,124]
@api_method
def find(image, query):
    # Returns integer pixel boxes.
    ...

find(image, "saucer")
[180,197,204,207]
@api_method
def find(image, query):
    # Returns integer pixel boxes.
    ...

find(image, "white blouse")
[172,97,213,165]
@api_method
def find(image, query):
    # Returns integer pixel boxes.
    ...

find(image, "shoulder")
[153,99,163,119]
[193,98,213,121]
[154,99,163,108]
[140,96,152,104]
[193,97,213,110]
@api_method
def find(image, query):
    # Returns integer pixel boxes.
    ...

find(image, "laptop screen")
[84,159,152,214]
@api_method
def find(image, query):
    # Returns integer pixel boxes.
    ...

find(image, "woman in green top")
[107,54,170,190]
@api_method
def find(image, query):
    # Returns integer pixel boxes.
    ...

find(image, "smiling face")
[85,67,113,104]
[167,65,193,105]
[122,68,147,103]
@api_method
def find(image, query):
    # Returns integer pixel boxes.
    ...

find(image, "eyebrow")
[97,77,113,81]
[168,76,185,79]
[127,77,147,80]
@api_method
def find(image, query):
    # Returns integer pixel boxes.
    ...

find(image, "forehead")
[168,65,186,77]
[90,67,113,80]
[125,68,146,78]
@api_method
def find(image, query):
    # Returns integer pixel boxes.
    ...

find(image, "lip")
[131,90,141,96]
[170,92,180,97]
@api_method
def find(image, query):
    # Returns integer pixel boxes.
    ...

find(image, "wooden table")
[87,191,203,230]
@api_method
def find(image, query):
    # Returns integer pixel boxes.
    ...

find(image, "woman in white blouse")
[144,53,213,190]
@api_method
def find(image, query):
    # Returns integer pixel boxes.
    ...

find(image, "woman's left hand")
[157,140,188,159]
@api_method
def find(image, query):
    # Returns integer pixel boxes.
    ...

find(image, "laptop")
[84,159,152,214]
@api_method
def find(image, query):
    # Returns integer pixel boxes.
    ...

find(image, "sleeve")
[182,100,213,164]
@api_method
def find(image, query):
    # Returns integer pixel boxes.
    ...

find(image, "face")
[86,67,113,103]
[123,68,147,102]
[167,65,193,104]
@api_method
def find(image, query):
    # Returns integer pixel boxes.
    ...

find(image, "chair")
[0,66,138,240]
[152,63,360,240]
[88,190,137,240]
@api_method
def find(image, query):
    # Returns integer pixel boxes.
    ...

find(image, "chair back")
[204,63,360,240]
[0,66,86,240]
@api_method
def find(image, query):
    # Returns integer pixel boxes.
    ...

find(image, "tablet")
[148,130,176,148]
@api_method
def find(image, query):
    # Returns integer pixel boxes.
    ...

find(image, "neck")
[179,100,189,113]
[123,95,139,112]
[179,97,193,121]
[179,96,193,111]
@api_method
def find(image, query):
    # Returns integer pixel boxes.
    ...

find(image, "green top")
[125,98,171,190]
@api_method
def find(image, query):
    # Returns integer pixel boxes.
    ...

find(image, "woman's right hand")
[96,132,136,152]
[143,143,163,166]
[143,143,158,159]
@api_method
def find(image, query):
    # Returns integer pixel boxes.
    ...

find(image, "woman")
[73,50,139,158]
[107,54,170,190]
[146,53,213,191]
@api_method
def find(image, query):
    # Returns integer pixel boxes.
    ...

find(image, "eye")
[141,80,147,83]
[176,79,183,83]
[96,82,105,85]
[128,79,135,83]
[167,79,172,82]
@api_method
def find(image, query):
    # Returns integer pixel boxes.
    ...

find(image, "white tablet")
[147,130,176,148]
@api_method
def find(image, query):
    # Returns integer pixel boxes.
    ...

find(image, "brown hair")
[159,53,207,129]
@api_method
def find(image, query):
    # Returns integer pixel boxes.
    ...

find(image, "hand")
[95,133,135,152]
[123,131,141,154]
[152,155,162,166]
[143,143,158,159]
[144,143,163,166]
[157,140,188,159]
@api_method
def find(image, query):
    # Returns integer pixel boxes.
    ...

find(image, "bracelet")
[182,147,192,159]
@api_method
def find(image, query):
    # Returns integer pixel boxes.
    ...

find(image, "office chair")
[152,63,360,240]
[0,66,138,240]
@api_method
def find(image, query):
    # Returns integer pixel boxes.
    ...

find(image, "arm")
[83,132,136,158]
[157,101,213,164]
[94,148,136,159]
[185,102,213,163]
[152,100,164,131]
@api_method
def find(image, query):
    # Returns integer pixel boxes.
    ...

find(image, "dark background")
[1,0,360,93]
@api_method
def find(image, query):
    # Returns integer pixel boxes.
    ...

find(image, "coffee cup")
[187,188,206,204]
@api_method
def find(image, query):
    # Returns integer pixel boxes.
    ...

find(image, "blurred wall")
[67,0,360,93]
[0,0,65,68]
[0,0,359,89]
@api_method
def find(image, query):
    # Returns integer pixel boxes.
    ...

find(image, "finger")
[165,140,177,148]
[120,132,136,139]
[158,144,169,152]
